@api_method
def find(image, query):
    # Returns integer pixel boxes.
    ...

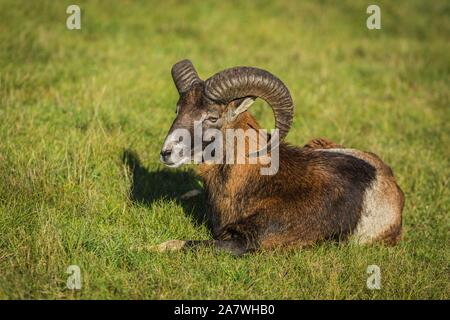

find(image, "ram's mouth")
[160,156,190,168]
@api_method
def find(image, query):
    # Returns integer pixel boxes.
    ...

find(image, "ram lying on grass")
[157,60,404,255]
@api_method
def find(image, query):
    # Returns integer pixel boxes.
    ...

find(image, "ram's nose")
[160,149,173,164]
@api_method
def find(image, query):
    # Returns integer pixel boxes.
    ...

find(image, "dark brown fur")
[160,81,403,255]
[192,112,377,254]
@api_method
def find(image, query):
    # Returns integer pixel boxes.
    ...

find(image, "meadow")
[0,0,448,299]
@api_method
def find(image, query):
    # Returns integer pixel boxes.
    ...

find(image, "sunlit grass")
[0,0,448,299]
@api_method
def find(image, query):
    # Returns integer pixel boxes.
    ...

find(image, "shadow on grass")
[122,149,207,227]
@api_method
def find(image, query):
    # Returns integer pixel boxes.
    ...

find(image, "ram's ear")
[227,97,256,121]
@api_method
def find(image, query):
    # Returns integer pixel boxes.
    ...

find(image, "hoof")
[180,189,202,200]
[152,240,187,252]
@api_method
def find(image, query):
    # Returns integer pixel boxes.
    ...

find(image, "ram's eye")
[207,117,219,123]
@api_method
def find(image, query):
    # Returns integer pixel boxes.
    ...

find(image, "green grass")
[0,0,449,299]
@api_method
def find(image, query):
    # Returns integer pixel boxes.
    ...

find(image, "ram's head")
[160,59,294,167]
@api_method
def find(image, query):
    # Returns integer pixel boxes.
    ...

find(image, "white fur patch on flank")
[316,148,399,244]
[351,176,396,244]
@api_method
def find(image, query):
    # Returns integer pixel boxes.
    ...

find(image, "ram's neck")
[197,111,262,176]
[196,111,266,232]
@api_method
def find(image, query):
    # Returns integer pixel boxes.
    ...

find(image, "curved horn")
[171,59,202,94]
[204,66,294,143]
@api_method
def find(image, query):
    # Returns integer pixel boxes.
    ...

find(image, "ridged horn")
[171,59,202,94]
[204,66,294,143]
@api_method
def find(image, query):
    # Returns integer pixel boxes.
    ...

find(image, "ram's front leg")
[150,218,261,256]
[149,239,251,256]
